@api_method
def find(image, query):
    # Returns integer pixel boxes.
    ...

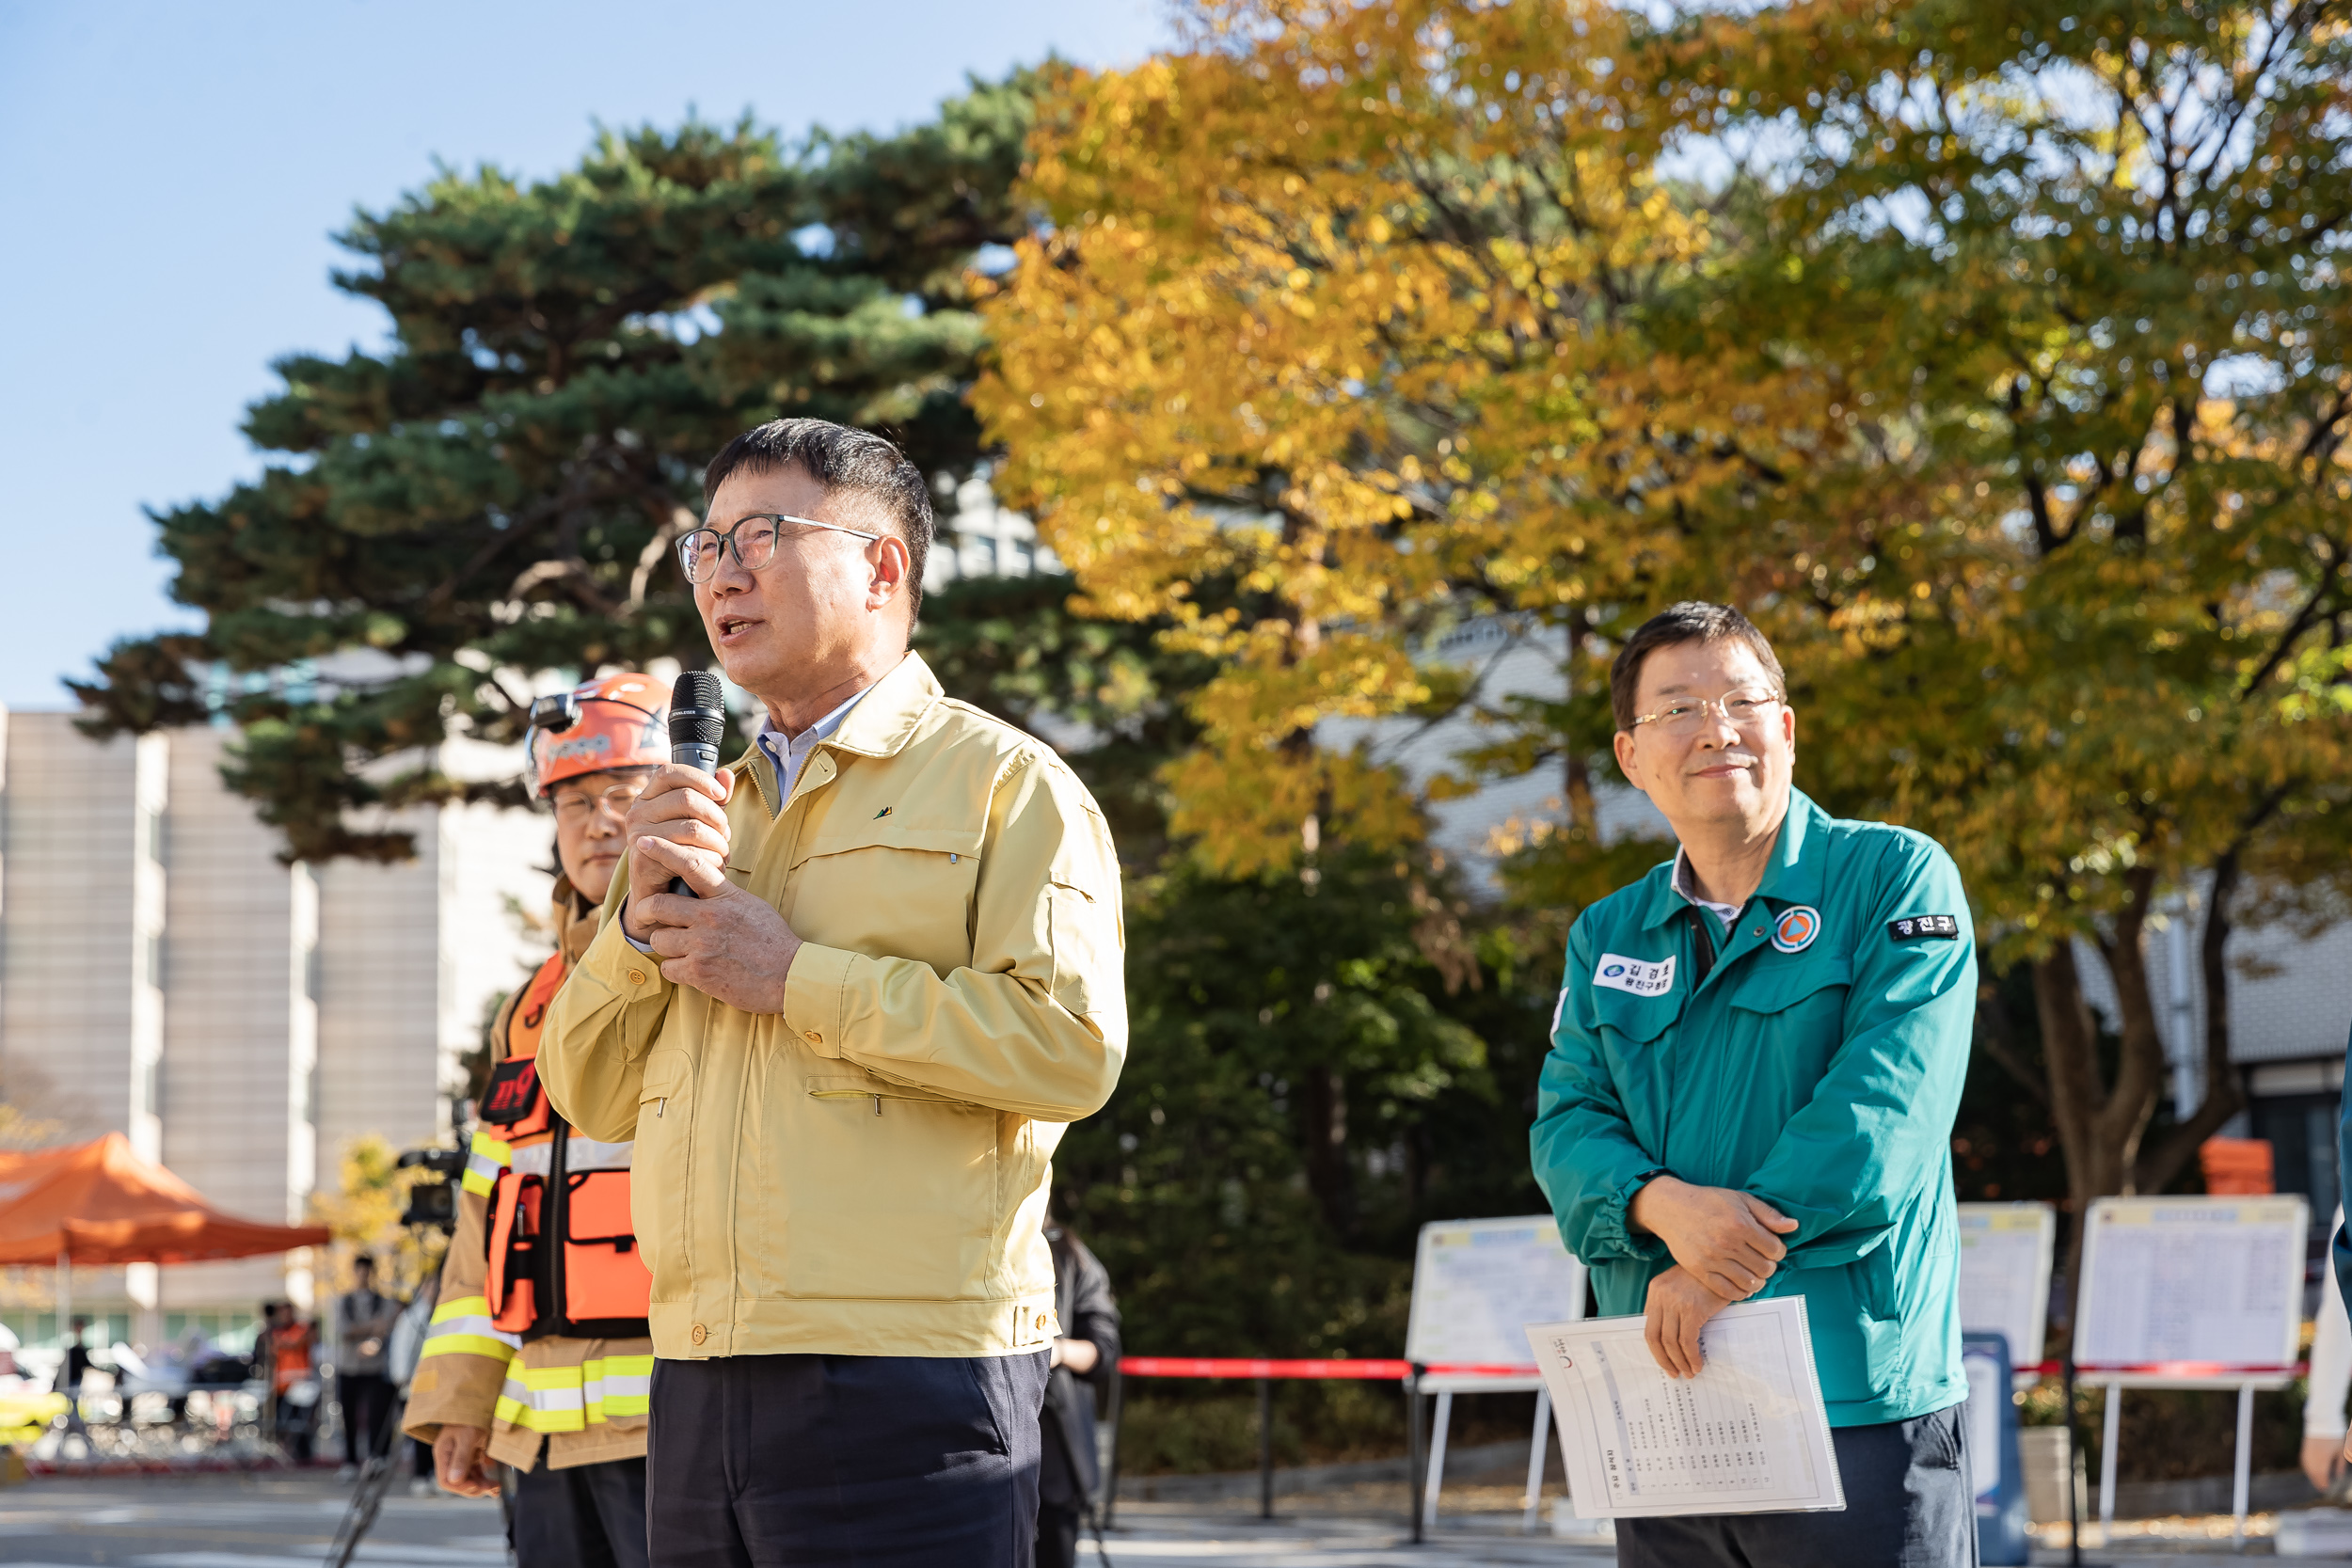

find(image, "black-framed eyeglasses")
[677,513,881,584]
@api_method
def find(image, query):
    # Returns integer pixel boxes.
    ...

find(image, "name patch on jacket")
[1592,953,1677,997]
[1888,914,1963,942]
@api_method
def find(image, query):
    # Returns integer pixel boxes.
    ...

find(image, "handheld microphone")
[666,671,727,896]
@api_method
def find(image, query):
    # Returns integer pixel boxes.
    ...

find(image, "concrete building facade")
[0,710,548,1351]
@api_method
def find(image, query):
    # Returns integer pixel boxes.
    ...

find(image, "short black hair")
[352,1253,374,1271]
[700,418,934,629]
[1609,602,1787,731]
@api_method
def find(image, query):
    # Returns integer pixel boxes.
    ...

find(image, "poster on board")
[2073,1195,2306,1388]
[1406,1215,1587,1389]
[1956,1202,2056,1375]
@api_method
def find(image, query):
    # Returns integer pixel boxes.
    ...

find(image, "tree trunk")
[1298,1067,1356,1241]
[2133,849,2249,1193]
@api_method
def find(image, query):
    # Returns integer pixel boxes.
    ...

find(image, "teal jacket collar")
[1639,787,1831,931]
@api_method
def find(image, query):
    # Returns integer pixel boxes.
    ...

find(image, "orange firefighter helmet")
[524,673,672,800]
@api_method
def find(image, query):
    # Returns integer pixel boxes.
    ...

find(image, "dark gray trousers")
[1615,1402,1977,1568]
[512,1453,649,1568]
[645,1352,1050,1567]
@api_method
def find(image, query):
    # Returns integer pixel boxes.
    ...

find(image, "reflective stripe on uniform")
[417,1293,521,1364]
[494,1364,587,1433]
[510,1135,632,1178]
[582,1354,654,1421]
[463,1132,512,1196]
[566,1136,634,1172]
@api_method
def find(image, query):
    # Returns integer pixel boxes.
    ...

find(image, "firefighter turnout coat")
[403,883,656,1470]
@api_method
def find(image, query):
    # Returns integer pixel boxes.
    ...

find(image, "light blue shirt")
[624,685,872,953]
[753,687,868,805]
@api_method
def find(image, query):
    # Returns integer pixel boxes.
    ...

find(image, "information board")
[1956,1202,2056,1373]
[1406,1215,1587,1387]
[2074,1195,2306,1387]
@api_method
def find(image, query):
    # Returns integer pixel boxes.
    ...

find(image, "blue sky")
[0,1,1171,709]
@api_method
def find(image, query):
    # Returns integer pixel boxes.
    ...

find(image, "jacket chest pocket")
[785,826,983,977]
[1728,957,1853,1080]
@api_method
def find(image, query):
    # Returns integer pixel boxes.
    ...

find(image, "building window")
[139,931,164,991]
[138,808,164,866]
[136,1057,160,1118]
[302,943,321,1002]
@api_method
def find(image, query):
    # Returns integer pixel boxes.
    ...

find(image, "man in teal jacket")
[1531,602,1978,1567]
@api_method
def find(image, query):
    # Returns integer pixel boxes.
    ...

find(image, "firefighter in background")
[402,673,669,1567]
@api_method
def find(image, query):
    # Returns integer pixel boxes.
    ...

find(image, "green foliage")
[1051,846,1555,1370]
[74,77,1040,862]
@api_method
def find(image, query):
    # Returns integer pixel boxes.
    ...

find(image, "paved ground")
[0,1469,2331,1565]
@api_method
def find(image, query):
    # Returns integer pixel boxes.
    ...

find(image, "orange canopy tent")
[0,1132,329,1267]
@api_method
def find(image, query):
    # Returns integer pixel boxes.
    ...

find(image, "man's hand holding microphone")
[621,671,803,1014]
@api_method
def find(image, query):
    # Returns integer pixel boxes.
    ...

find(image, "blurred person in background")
[60,1316,91,1401]
[1036,1221,1120,1568]
[541,419,1127,1568]
[1532,602,1978,1568]
[268,1302,319,1464]
[334,1254,397,1480]
[402,673,669,1568]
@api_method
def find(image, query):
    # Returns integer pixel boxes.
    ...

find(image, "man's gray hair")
[1608,602,1787,731]
[701,419,934,625]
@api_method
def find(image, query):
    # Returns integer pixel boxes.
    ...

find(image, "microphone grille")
[669,670,727,746]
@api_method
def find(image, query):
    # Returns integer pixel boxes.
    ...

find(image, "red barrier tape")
[2070,1362,2306,1378]
[1118,1357,1540,1381]
[1120,1357,1411,1380]
[1121,1358,2311,1382]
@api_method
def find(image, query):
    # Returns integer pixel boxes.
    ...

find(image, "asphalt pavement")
[0,1469,2328,1565]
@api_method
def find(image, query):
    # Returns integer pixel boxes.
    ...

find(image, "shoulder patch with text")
[1887,914,1963,942]
[1592,953,1677,997]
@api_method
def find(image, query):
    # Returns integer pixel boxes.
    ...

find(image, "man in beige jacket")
[539,418,1127,1568]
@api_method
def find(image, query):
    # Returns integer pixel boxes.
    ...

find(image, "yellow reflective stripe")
[421,1333,519,1362]
[495,1365,586,1433]
[580,1354,655,1423]
[417,1297,520,1363]
[462,1132,511,1197]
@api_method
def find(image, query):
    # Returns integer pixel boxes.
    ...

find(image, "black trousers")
[514,1453,650,1568]
[1615,1402,1978,1568]
[646,1352,1050,1567]
[1034,1500,1083,1568]
[337,1372,394,1464]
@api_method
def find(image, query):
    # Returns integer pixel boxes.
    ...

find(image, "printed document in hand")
[1526,1295,1845,1519]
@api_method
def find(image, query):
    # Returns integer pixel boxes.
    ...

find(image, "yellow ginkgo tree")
[976,0,1804,878]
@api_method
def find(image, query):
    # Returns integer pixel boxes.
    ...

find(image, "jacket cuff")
[579,910,672,1001]
[783,942,859,1058]
[1591,1169,1671,1263]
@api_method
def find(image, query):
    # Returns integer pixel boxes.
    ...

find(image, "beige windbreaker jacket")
[401,885,654,1471]
[539,652,1127,1362]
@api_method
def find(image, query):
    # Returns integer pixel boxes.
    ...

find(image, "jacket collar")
[734,651,943,816]
[552,877,601,963]
[1640,786,1828,929]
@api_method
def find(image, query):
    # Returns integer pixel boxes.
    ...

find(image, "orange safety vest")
[476,952,651,1339]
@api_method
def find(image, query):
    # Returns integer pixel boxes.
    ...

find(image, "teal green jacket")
[1529,789,1976,1427]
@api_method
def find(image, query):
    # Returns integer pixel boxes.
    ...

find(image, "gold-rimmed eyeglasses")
[1629,689,1786,737]
[551,778,653,822]
[676,513,881,584]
